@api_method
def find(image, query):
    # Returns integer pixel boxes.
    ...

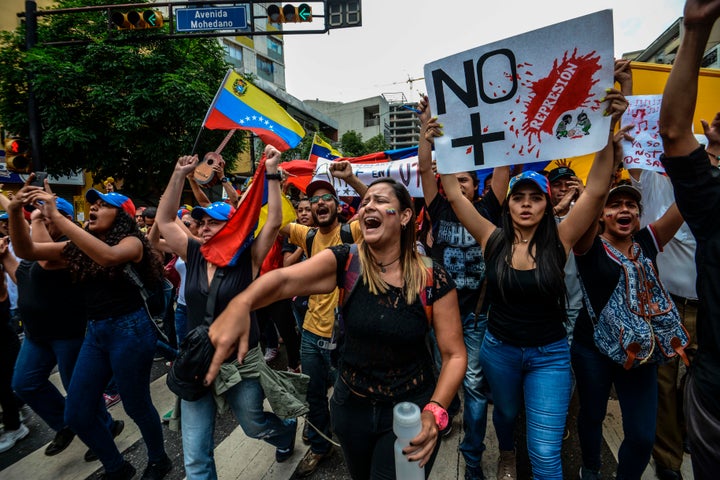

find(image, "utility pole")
[25,0,43,171]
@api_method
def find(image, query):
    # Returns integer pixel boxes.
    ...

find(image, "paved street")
[0,346,694,479]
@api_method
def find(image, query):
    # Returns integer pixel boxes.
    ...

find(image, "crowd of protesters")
[2,2,720,480]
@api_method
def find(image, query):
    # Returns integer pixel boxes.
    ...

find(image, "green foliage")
[340,130,365,157]
[363,133,390,154]
[0,0,240,197]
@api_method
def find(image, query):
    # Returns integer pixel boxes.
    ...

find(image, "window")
[267,37,283,61]
[256,55,274,82]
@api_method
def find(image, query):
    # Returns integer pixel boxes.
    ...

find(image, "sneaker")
[101,460,136,480]
[0,424,30,453]
[161,409,173,424]
[497,449,517,480]
[296,448,332,477]
[276,418,297,462]
[140,454,173,480]
[104,393,121,408]
[45,427,76,456]
[85,420,125,462]
[578,466,602,480]
[264,347,279,362]
[465,464,485,480]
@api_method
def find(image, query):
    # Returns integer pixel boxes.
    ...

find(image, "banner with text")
[424,10,614,174]
[311,157,424,198]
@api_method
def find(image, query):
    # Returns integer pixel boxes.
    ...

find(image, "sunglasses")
[183,221,192,228]
[309,193,337,204]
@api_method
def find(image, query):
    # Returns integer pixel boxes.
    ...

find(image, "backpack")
[579,238,690,370]
[329,244,435,354]
[305,223,354,256]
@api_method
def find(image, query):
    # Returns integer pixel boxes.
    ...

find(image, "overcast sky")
[283,0,685,103]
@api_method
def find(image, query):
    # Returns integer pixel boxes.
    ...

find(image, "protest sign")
[311,157,424,198]
[424,10,614,174]
[620,95,665,171]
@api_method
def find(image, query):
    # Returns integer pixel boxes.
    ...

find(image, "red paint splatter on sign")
[521,49,601,143]
[466,146,473,154]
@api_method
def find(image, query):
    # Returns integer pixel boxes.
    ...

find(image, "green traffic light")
[298,4,312,21]
[144,11,157,27]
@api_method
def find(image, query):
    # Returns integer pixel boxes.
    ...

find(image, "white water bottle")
[393,402,425,480]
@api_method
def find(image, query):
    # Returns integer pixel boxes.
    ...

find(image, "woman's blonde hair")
[355,178,430,304]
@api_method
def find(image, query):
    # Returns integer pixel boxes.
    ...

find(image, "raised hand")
[175,155,199,177]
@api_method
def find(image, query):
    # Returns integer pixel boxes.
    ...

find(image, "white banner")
[424,10,614,174]
[311,157,424,198]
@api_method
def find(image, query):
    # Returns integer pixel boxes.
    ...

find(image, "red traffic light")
[4,137,31,173]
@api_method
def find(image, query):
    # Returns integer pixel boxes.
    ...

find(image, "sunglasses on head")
[309,193,337,204]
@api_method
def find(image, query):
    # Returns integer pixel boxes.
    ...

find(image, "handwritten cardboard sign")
[424,10,614,174]
[619,95,665,171]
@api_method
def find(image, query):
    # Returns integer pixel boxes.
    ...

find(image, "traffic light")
[267,3,312,23]
[4,138,31,173]
[110,10,164,30]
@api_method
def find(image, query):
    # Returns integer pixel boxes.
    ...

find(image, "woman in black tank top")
[434,89,629,479]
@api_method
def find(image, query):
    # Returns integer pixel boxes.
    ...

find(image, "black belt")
[671,294,699,308]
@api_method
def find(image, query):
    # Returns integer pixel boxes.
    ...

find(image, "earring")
[401,223,407,230]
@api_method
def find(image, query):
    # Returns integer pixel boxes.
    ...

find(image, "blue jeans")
[480,331,572,480]
[12,336,88,432]
[571,342,658,479]
[181,378,297,480]
[301,329,336,455]
[65,309,165,473]
[175,303,189,345]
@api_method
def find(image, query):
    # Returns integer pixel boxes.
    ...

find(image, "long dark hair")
[488,194,567,307]
[63,210,163,288]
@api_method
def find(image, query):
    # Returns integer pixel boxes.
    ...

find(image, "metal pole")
[25,1,44,171]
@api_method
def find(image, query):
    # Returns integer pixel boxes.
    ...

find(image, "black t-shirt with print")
[427,191,501,317]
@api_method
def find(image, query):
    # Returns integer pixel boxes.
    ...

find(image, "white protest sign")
[620,95,665,172]
[311,157,424,198]
[424,10,614,174]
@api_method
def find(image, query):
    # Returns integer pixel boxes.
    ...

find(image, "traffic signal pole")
[25,0,44,171]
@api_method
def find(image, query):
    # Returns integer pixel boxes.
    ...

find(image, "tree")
[0,0,242,198]
[363,133,390,154]
[340,130,365,157]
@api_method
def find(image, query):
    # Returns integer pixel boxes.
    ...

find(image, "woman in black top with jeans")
[207,178,467,479]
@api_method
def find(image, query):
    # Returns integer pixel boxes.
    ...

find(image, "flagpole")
[191,127,203,156]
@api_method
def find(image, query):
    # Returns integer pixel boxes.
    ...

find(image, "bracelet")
[221,177,228,183]
[266,172,282,181]
[422,401,449,431]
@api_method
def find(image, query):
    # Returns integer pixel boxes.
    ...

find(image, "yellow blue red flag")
[202,69,305,151]
[309,133,341,162]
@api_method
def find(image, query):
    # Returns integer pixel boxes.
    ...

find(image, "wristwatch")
[423,401,449,431]
[220,177,228,183]
[266,172,282,181]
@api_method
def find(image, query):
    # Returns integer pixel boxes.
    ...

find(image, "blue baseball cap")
[85,189,136,217]
[507,171,550,198]
[191,201,235,221]
[55,197,74,218]
[0,212,8,221]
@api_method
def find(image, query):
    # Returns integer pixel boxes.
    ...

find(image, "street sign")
[176,6,249,32]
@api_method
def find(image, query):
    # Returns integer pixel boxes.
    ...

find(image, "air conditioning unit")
[702,44,720,69]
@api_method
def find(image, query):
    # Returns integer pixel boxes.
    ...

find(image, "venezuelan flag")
[202,69,305,151]
[308,133,342,162]
[200,158,267,267]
